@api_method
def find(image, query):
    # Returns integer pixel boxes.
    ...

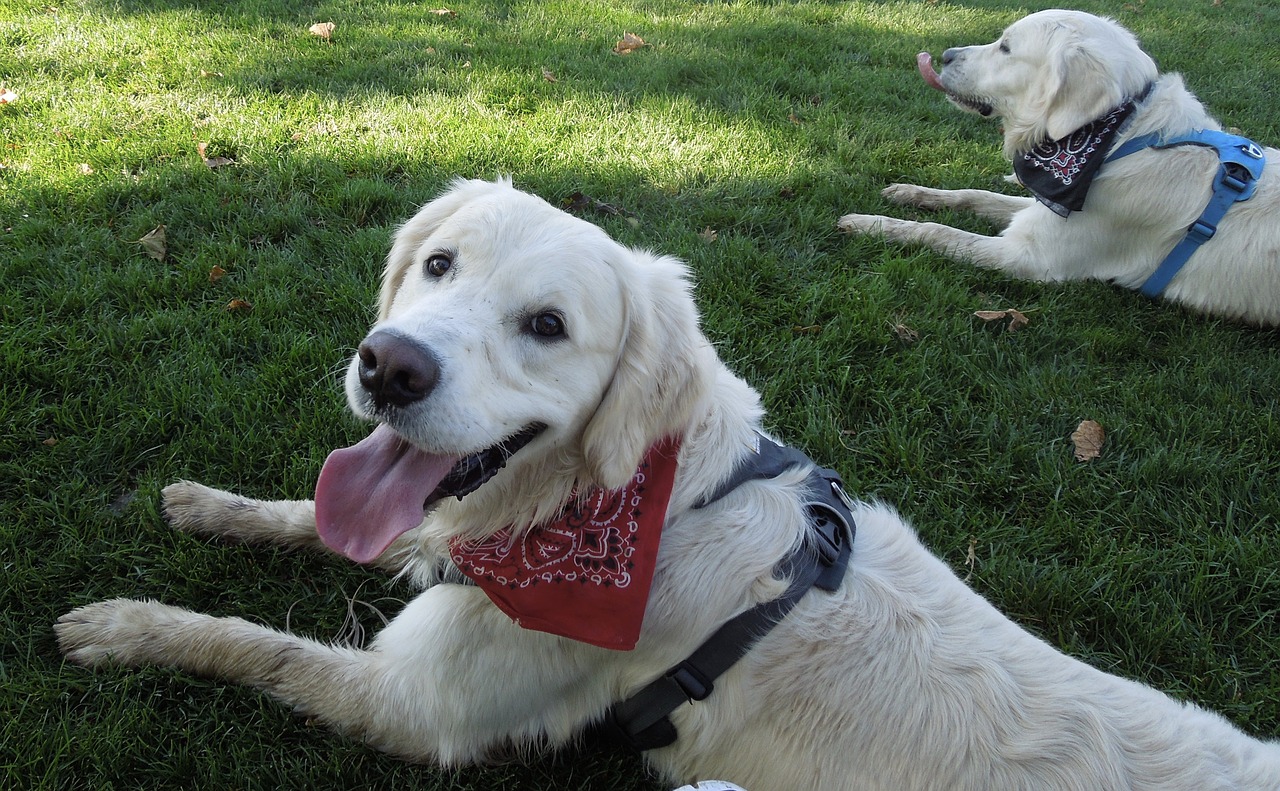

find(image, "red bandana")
[448,438,681,651]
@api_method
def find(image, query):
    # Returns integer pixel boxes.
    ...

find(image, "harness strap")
[1105,130,1266,296]
[596,434,854,751]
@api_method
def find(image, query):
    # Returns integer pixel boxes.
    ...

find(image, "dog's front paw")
[162,480,247,537]
[55,598,186,668]
[882,183,941,208]
[837,212,894,235]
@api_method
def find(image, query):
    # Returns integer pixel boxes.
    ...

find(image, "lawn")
[3,0,1279,789]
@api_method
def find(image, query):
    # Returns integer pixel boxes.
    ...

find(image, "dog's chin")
[946,93,995,117]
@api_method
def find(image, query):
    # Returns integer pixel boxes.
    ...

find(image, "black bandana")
[1014,98,1142,218]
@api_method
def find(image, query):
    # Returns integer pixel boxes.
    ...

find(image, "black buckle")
[1221,162,1252,194]
[670,661,713,701]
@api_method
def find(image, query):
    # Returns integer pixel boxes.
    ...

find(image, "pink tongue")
[917,51,945,92]
[315,423,460,564]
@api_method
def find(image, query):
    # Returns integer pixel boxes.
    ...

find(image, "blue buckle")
[1187,219,1217,243]
[1221,168,1250,194]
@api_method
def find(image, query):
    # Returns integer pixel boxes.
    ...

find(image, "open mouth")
[315,421,548,564]
[917,51,994,117]
[431,423,546,504]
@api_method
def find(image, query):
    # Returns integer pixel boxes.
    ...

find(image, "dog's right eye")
[998,41,1010,54]
[424,254,453,277]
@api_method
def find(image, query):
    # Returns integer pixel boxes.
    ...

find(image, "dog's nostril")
[356,330,440,409]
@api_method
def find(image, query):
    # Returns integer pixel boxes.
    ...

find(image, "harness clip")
[670,662,713,702]
[1187,219,1217,244]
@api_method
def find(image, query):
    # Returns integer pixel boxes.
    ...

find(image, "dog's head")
[315,178,712,561]
[927,10,1157,156]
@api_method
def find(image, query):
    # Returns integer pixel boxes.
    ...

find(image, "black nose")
[356,330,441,409]
[941,47,961,65]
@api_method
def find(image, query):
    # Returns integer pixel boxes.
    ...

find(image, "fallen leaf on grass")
[613,33,647,54]
[42,437,58,447]
[209,265,226,282]
[430,8,457,17]
[197,141,234,169]
[1070,419,1105,462]
[78,163,94,174]
[561,191,627,218]
[541,67,558,83]
[698,227,718,243]
[974,308,1029,332]
[792,325,822,335]
[137,225,167,261]
[0,87,16,105]
[225,298,253,312]
[308,21,335,41]
[892,322,920,343]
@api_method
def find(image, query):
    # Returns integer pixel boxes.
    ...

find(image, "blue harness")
[1105,130,1266,297]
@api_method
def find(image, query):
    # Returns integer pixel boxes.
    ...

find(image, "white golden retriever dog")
[838,9,1280,325]
[58,179,1280,790]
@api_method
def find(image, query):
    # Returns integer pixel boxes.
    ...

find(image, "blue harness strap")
[1105,130,1266,297]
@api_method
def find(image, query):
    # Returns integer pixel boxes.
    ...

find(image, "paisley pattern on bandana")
[448,437,681,650]
[452,487,637,589]
[1014,97,1141,217]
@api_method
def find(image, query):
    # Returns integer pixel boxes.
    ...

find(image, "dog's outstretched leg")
[162,481,416,574]
[55,591,592,765]
[881,184,1034,227]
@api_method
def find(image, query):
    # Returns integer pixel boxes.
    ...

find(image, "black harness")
[595,433,855,751]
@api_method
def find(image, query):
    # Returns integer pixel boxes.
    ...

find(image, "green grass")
[4,0,1280,788]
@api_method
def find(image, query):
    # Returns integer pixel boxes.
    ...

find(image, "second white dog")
[839,10,1280,325]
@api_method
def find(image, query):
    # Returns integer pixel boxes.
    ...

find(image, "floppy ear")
[580,250,713,489]
[377,177,513,321]
[1039,22,1157,139]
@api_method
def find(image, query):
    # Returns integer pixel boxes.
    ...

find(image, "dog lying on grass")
[838,9,1280,325]
[58,179,1280,789]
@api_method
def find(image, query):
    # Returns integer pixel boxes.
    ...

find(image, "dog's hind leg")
[881,184,1034,227]
[161,481,416,573]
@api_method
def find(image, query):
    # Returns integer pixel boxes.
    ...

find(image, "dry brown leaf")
[430,8,457,16]
[541,67,558,83]
[137,225,167,261]
[974,308,1030,332]
[791,325,822,335]
[209,265,226,283]
[225,298,253,312]
[308,21,335,40]
[892,322,920,343]
[699,227,718,243]
[197,141,234,169]
[42,437,58,446]
[788,112,803,125]
[1070,419,1105,462]
[613,32,647,54]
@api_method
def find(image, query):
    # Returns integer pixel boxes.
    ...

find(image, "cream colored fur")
[58,179,1280,789]
[838,9,1280,325]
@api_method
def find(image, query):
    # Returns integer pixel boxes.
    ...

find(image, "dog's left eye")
[424,253,453,277]
[998,41,1010,54]
[528,313,565,338]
